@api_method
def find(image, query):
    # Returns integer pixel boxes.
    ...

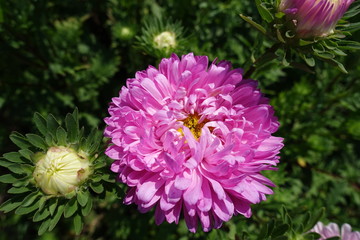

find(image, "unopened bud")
[33,146,90,196]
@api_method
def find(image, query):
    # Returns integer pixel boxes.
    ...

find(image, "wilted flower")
[104,53,283,232]
[33,146,90,196]
[279,0,355,38]
[310,222,360,240]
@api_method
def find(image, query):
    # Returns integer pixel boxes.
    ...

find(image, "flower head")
[154,31,177,50]
[310,222,360,240]
[279,0,355,38]
[33,146,90,196]
[104,53,283,232]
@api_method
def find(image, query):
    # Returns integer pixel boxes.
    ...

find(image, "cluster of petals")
[310,222,360,240]
[279,0,355,38]
[104,53,283,232]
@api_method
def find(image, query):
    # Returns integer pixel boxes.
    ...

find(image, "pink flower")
[104,53,283,232]
[279,0,355,38]
[310,222,360,240]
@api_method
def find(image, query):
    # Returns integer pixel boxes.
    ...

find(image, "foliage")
[0,0,359,239]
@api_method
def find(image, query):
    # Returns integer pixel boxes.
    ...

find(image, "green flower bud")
[33,146,90,196]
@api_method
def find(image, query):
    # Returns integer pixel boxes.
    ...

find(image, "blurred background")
[0,0,359,239]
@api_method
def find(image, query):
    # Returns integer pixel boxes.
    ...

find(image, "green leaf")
[66,113,79,143]
[90,182,104,194]
[271,224,289,238]
[81,197,93,216]
[44,133,55,147]
[33,207,50,222]
[56,127,67,146]
[9,132,32,149]
[0,174,18,183]
[21,191,40,207]
[8,186,32,194]
[257,223,268,240]
[33,113,48,136]
[38,218,51,235]
[7,164,33,175]
[338,40,360,50]
[64,197,78,218]
[304,208,325,232]
[47,114,60,136]
[26,134,47,150]
[73,213,83,235]
[0,158,13,168]
[19,149,35,161]
[301,54,315,67]
[0,196,24,213]
[15,199,40,215]
[48,204,64,231]
[240,14,267,35]
[3,152,25,163]
[255,0,274,23]
[77,190,89,207]
[48,198,58,216]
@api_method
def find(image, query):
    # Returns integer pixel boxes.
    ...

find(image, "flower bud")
[33,146,90,196]
[279,0,355,38]
[153,31,177,50]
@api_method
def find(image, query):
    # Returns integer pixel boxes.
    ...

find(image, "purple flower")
[104,53,283,232]
[310,222,360,240]
[279,0,355,38]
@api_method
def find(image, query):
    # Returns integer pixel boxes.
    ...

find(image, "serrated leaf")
[255,0,274,23]
[33,113,48,136]
[33,207,50,222]
[90,182,104,194]
[0,196,24,213]
[77,190,89,207]
[26,134,47,150]
[83,128,97,151]
[240,14,267,35]
[81,197,93,216]
[38,218,51,235]
[9,132,32,149]
[66,113,79,143]
[0,174,18,183]
[56,127,67,146]
[48,204,64,231]
[73,213,83,235]
[64,197,78,218]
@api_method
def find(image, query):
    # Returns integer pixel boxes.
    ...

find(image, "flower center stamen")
[180,114,206,140]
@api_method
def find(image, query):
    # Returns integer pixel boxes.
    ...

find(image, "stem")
[244,43,281,79]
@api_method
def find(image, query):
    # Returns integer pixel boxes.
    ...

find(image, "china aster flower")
[279,0,355,38]
[104,53,283,232]
[310,222,360,240]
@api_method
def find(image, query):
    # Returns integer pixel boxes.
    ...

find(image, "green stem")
[244,43,281,79]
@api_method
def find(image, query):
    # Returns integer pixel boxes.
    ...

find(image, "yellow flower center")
[179,114,206,140]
